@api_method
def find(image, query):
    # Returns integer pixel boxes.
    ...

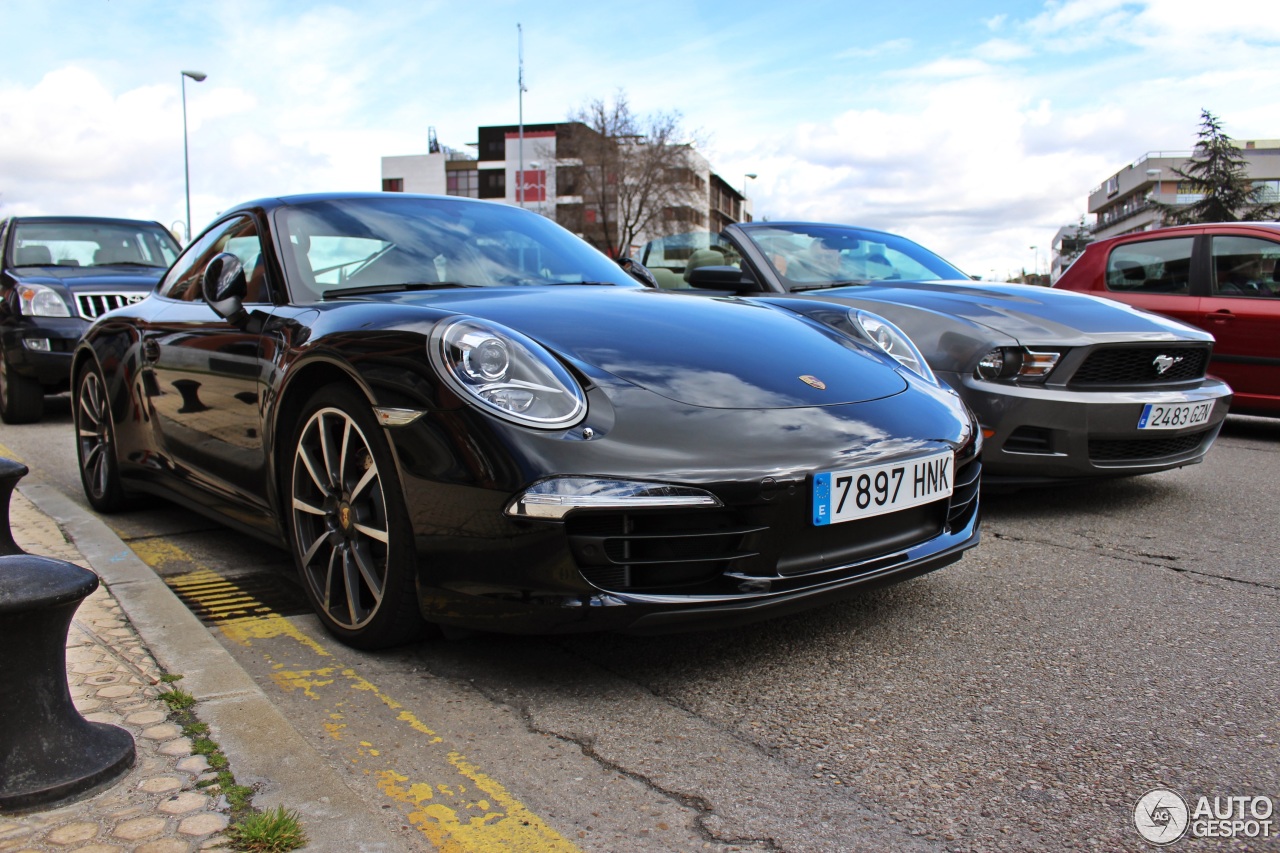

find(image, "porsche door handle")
[141,338,161,362]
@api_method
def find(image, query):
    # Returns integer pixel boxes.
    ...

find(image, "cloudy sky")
[2,0,1277,278]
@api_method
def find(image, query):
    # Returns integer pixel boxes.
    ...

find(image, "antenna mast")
[518,23,527,207]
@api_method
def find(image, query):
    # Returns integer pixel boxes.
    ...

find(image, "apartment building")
[1087,141,1280,241]
[381,122,749,254]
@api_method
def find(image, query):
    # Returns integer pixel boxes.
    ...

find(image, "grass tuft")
[158,687,196,711]
[226,805,308,852]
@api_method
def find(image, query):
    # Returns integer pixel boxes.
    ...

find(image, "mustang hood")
[835,280,1205,344]
[399,286,909,409]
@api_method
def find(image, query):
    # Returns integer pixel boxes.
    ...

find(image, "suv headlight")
[430,316,586,428]
[849,309,937,384]
[16,284,72,317]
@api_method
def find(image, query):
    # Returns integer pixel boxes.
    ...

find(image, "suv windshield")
[11,219,180,269]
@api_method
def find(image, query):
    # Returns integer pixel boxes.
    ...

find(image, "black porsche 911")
[74,193,980,648]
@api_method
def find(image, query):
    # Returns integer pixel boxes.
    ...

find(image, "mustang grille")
[1088,429,1212,462]
[1069,346,1208,386]
[76,292,147,320]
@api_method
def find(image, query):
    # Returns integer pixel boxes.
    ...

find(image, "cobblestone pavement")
[0,492,232,853]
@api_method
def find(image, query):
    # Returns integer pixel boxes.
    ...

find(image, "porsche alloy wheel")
[289,387,422,648]
[75,366,127,512]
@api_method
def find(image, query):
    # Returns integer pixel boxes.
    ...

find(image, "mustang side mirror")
[202,252,249,326]
[618,257,659,288]
[686,265,756,292]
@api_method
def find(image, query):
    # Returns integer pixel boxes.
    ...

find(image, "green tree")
[1155,109,1280,225]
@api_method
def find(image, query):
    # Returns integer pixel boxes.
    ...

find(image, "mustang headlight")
[849,309,936,384]
[975,347,1061,382]
[431,317,586,428]
[17,284,72,317]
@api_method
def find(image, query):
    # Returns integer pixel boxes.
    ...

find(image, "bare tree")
[565,91,706,257]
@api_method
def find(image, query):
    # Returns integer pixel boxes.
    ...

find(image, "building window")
[446,170,479,198]
[479,169,506,200]
[382,178,404,193]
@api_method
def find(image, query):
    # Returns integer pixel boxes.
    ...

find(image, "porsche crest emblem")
[800,375,827,390]
[339,505,352,530]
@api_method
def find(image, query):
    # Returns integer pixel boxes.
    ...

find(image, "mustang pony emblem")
[1153,354,1184,375]
[800,375,827,390]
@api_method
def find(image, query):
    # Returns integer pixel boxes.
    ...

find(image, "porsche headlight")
[17,284,72,317]
[849,309,936,384]
[431,317,586,428]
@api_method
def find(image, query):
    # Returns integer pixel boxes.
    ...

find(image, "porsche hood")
[404,286,910,409]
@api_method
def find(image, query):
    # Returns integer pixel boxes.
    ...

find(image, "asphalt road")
[3,398,1277,852]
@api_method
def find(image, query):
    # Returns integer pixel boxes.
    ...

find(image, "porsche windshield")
[275,196,638,300]
[742,224,969,289]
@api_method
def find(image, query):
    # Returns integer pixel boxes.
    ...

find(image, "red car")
[1054,223,1280,417]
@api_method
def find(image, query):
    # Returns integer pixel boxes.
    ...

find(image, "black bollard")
[0,457,29,556]
[0,554,136,812]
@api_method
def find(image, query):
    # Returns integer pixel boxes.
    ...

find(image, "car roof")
[7,215,168,228]
[222,192,503,216]
[1091,221,1280,247]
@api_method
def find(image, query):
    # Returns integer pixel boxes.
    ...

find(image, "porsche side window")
[160,216,265,302]
[1104,238,1193,294]
[1210,236,1280,297]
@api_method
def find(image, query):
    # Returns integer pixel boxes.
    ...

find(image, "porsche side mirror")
[618,257,659,288]
[686,265,756,292]
[202,252,249,326]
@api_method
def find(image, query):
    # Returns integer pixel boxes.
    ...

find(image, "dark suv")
[0,216,180,422]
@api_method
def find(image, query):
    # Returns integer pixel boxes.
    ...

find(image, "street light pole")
[742,173,757,221]
[181,70,207,243]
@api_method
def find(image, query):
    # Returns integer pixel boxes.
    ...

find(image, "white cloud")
[0,0,1276,279]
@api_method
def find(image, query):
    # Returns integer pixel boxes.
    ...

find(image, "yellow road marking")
[154,563,578,852]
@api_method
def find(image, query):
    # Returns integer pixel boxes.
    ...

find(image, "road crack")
[988,530,1280,592]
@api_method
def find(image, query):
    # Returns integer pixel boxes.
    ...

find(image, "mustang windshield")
[275,196,639,301]
[742,224,969,289]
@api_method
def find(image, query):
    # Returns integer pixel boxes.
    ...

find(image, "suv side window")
[1210,235,1280,297]
[1105,238,1193,294]
[159,216,271,303]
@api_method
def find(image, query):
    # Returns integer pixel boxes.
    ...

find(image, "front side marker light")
[1019,349,1060,378]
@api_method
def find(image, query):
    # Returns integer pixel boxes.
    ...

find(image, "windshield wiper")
[789,280,871,292]
[95,261,164,269]
[323,282,478,299]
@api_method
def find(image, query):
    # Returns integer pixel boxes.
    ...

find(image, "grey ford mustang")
[636,223,1232,487]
